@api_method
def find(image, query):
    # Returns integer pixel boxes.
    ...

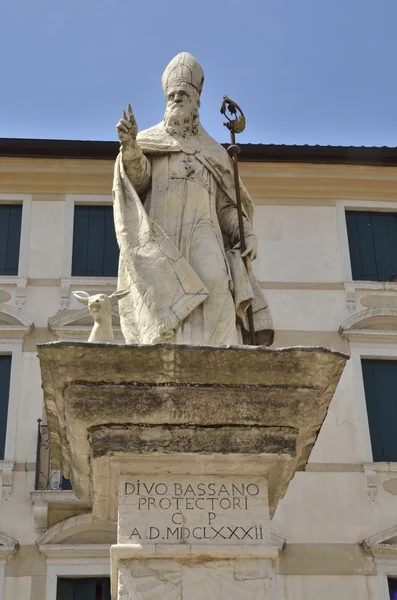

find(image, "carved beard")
[163,103,199,138]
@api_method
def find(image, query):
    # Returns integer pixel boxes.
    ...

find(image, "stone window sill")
[344,281,397,313]
[0,276,27,309]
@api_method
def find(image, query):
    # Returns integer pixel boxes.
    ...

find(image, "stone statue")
[72,290,129,343]
[113,52,273,346]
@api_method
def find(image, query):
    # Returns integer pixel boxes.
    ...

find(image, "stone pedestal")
[38,342,347,599]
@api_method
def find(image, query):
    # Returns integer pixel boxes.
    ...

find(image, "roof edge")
[1,138,397,166]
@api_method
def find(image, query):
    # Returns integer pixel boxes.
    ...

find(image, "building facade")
[0,139,397,599]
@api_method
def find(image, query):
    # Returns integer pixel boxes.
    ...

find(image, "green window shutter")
[388,577,397,599]
[56,578,111,600]
[0,355,11,460]
[71,206,89,277]
[346,211,397,281]
[73,579,97,600]
[56,578,75,600]
[102,577,111,600]
[0,205,22,275]
[361,359,397,462]
[72,206,119,277]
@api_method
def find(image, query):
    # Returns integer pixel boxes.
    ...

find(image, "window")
[0,355,11,460]
[72,206,118,277]
[0,204,22,275]
[389,578,397,600]
[56,577,111,600]
[346,211,397,281]
[362,359,397,462]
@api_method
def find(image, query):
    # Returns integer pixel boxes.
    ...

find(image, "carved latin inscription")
[118,476,269,546]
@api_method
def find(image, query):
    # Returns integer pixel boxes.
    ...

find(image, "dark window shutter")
[56,579,75,600]
[102,578,111,600]
[388,578,397,600]
[346,211,397,281]
[361,359,397,462]
[0,205,22,276]
[56,578,111,600]
[72,206,118,277]
[0,355,11,460]
[73,579,97,600]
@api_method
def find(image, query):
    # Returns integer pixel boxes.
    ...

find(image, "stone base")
[116,555,276,600]
[37,342,347,600]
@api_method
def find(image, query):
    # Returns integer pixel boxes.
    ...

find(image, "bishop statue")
[113,52,273,346]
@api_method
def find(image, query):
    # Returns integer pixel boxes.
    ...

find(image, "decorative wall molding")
[0,277,28,312]
[361,526,397,599]
[0,302,33,338]
[363,462,397,502]
[343,281,397,313]
[0,461,14,500]
[339,308,397,343]
[0,531,18,558]
[363,524,397,558]
[31,490,87,530]
[364,466,378,501]
[345,285,356,313]
[36,512,116,546]
[39,544,111,559]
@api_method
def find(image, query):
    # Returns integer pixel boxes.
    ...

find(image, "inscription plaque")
[119,476,269,545]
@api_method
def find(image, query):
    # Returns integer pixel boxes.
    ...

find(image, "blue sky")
[0,0,396,146]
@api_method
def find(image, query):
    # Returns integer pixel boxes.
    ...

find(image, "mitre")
[162,52,204,95]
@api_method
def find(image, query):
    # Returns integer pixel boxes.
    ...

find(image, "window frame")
[336,200,397,314]
[0,195,32,308]
[61,195,117,309]
[376,559,397,600]
[360,357,397,463]
[350,342,397,464]
[45,559,110,600]
[0,343,22,485]
[337,200,397,282]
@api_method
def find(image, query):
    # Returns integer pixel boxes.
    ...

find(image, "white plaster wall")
[281,575,375,600]
[0,472,35,544]
[254,205,343,282]
[15,353,44,461]
[265,289,347,331]
[25,286,60,328]
[309,359,364,464]
[273,471,397,544]
[3,575,31,600]
[28,201,64,278]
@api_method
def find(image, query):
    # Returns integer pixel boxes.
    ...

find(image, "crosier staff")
[221,96,256,345]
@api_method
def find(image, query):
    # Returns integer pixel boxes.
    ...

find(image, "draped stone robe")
[113,123,273,346]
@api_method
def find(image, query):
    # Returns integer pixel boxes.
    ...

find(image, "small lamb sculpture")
[72,290,129,343]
